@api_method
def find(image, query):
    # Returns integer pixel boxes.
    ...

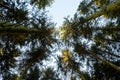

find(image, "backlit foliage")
[59,0,120,79]
[0,0,56,80]
[30,0,54,9]
[59,25,73,40]
[62,49,71,63]
[1,0,120,80]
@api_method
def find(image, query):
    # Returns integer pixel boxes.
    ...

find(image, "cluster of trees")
[60,0,120,79]
[0,0,120,80]
[0,0,57,80]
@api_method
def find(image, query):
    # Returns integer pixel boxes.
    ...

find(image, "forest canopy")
[0,0,120,80]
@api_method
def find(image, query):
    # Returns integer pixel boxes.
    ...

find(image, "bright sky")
[47,0,82,27]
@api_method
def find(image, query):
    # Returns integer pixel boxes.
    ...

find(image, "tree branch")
[0,27,43,34]
[85,0,120,21]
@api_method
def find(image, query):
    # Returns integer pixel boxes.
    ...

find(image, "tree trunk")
[90,52,120,72]
[0,27,43,34]
[78,45,120,72]
[76,69,86,80]
[85,0,120,22]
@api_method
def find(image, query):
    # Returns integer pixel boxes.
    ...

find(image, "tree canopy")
[0,0,120,80]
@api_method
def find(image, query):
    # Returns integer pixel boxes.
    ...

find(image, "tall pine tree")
[59,0,120,79]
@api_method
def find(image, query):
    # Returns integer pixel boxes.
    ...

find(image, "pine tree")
[0,0,57,80]
[59,0,120,79]
[1,0,120,80]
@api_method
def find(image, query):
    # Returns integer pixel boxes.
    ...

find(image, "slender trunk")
[85,11,104,21]
[95,27,120,31]
[90,52,120,72]
[76,69,86,80]
[0,27,43,34]
[98,48,120,58]
[104,39,120,43]
[85,0,120,22]
[78,45,120,72]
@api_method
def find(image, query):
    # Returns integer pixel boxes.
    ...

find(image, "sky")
[47,0,82,27]
[45,0,85,70]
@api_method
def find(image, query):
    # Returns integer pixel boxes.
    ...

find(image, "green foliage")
[92,61,120,80]
[41,68,60,80]
[30,0,54,9]
[0,0,28,24]
[0,0,56,80]
[25,66,40,80]
[1,0,120,80]
[60,0,120,79]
